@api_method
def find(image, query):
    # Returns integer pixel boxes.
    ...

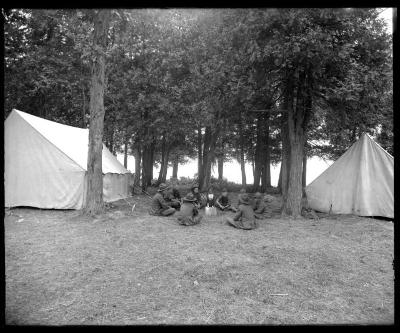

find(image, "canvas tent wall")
[5,109,131,209]
[305,133,393,218]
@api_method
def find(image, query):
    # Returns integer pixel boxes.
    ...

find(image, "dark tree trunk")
[261,112,271,192]
[201,125,220,190]
[197,125,203,186]
[123,135,129,169]
[142,139,155,190]
[280,72,293,204]
[157,135,168,185]
[84,9,111,215]
[302,150,307,193]
[218,155,223,181]
[238,116,246,187]
[133,145,141,187]
[108,129,114,155]
[172,158,178,179]
[253,115,263,191]
[282,67,312,217]
[277,162,282,191]
[149,140,155,181]
[82,85,86,128]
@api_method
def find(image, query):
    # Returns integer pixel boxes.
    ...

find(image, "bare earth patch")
[5,193,394,325]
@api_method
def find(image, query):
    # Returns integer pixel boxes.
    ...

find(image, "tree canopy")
[3,8,393,216]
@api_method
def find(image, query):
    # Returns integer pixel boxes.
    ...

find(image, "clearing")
[4,193,394,325]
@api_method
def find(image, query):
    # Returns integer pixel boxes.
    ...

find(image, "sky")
[116,8,393,187]
[378,8,393,33]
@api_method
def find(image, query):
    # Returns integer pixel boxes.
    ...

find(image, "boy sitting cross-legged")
[215,188,238,213]
[176,193,203,226]
[226,193,257,230]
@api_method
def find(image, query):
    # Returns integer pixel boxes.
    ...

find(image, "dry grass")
[5,193,394,325]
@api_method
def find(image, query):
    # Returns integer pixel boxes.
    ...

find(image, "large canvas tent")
[5,109,131,209]
[305,133,393,218]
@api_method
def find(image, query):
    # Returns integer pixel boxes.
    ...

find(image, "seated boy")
[237,188,247,207]
[206,187,216,207]
[176,193,203,226]
[215,188,238,212]
[165,183,181,210]
[191,183,206,209]
[253,192,268,219]
[149,183,176,216]
[226,193,257,230]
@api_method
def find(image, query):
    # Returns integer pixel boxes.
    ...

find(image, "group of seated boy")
[149,182,271,230]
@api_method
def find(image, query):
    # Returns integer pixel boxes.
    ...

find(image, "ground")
[5,192,394,325]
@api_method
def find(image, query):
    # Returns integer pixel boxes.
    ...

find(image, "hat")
[158,183,170,192]
[183,192,197,202]
[191,183,199,190]
[240,193,250,204]
[254,192,262,199]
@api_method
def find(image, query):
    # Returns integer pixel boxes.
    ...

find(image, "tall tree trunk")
[280,71,293,202]
[84,9,111,215]
[253,115,263,191]
[238,117,246,187]
[282,67,312,217]
[172,157,178,179]
[149,140,155,182]
[123,135,129,168]
[82,85,86,128]
[142,138,155,190]
[283,135,304,217]
[133,145,141,187]
[277,162,282,191]
[157,135,167,185]
[218,155,224,181]
[201,126,220,190]
[302,149,307,194]
[197,125,203,186]
[108,128,114,155]
[261,111,271,192]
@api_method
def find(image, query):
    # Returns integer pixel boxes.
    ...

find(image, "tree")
[84,9,112,215]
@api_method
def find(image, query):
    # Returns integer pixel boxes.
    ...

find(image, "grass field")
[5,193,394,325]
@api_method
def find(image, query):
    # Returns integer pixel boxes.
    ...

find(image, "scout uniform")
[253,192,268,219]
[226,193,257,230]
[216,188,238,212]
[191,183,205,209]
[176,193,203,226]
[149,183,176,216]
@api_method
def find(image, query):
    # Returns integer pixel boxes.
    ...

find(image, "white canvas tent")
[305,133,393,218]
[5,109,131,209]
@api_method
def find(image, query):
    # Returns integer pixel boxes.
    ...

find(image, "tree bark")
[277,162,282,191]
[280,71,293,202]
[157,135,167,185]
[133,145,141,187]
[82,85,86,128]
[261,111,271,192]
[84,9,111,215]
[282,67,312,217]
[172,157,178,179]
[201,125,220,190]
[302,149,307,193]
[238,116,246,187]
[253,115,263,191]
[123,135,129,169]
[197,125,203,186]
[217,155,223,181]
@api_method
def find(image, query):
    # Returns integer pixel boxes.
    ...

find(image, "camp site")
[4,8,394,325]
